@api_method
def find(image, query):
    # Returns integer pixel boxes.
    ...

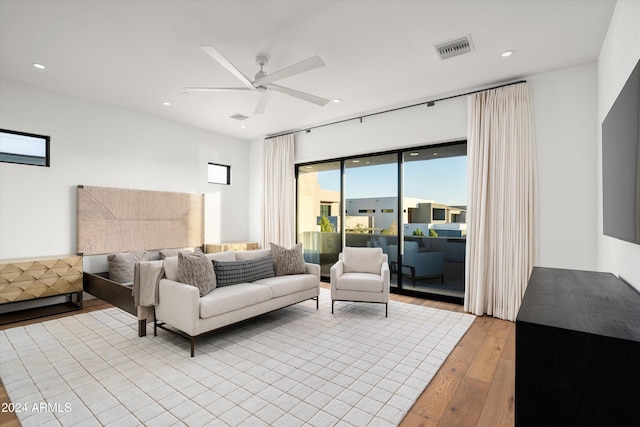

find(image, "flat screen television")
[602,59,640,245]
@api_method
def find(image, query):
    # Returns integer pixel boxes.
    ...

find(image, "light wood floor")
[0,291,514,427]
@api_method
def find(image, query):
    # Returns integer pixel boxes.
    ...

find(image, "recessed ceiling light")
[352,160,360,163]
[410,152,419,156]
[433,152,439,156]
[332,98,342,103]
[162,101,171,106]
[33,63,46,69]
[240,125,247,129]
[501,50,514,58]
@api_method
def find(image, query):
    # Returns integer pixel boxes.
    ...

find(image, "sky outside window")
[318,155,467,206]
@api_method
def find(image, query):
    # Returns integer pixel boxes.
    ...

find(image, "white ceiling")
[0,0,616,141]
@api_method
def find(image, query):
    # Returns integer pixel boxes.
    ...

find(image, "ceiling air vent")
[434,35,474,60]
[230,113,249,121]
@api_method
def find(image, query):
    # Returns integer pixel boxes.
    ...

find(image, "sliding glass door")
[297,161,341,278]
[296,142,467,301]
[344,153,398,249]
[402,144,467,299]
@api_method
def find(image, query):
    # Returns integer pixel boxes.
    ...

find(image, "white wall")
[0,79,251,261]
[248,138,264,245]
[529,62,598,270]
[597,0,640,290]
[249,65,600,272]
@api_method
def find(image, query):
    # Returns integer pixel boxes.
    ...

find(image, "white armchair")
[330,247,390,317]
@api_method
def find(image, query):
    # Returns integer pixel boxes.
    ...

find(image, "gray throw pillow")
[178,251,216,296]
[212,259,246,288]
[270,243,307,276]
[213,255,276,287]
[108,251,149,283]
[243,254,276,282]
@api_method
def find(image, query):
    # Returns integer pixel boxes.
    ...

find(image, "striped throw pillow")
[213,255,275,287]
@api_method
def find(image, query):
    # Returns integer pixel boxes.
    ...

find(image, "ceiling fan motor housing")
[255,55,269,81]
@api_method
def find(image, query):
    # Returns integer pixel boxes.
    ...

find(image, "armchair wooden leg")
[332,300,334,314]
[190,336,195,357]
[385,303,388,318]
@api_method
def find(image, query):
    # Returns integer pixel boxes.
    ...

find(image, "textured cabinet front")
[515,267,640,427]
[0,255,83,304]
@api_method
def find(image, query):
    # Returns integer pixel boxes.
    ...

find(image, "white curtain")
[261,134,296,248]
[465,83,537,321]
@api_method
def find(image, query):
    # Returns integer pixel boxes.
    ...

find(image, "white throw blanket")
[133,260,164,307]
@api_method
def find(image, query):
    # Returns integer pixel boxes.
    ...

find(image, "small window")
[433,208,446,221]
[358,209,375,213]
[381,209,394,213]
[0,129,50,167]
[208,162,231,185]
[320,204,331,217]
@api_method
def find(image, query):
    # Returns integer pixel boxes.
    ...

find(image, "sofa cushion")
[342,247,383,274]
[336,272,384,292]
[108,251,149,283]
[205,251,237,263]
[235,248,271,261]
[178,251,216,297]
[213,255,276,287]
[253,273,318,298]
[270,243,307,276]
[199,283,273,318]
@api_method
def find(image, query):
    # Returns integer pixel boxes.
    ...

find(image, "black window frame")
[207,162,231,185]
[0,128,50,167]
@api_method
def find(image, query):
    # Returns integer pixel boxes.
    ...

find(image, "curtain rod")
[266,79,527,139]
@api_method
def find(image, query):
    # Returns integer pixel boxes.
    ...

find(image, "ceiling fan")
[185,45,330,115]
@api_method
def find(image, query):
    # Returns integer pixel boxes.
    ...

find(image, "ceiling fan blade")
[266,84,330,107]
[184,87,253,92]
[199,45,255,90]
[254,89,271,115]
[253,55,325,86]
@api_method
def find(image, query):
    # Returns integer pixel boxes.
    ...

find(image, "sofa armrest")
[381,261,390,287]
[156,279,200,336]
[305,262,321,281]
[330,260,344,284]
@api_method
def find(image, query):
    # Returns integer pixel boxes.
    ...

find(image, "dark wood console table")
[516,267,640,427]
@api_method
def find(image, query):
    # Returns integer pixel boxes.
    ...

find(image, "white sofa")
[149,248,320,356]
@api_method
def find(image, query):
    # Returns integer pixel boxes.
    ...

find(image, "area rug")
[0,289,475,426]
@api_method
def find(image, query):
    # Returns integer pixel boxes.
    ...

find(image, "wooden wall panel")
[77,185,204,255]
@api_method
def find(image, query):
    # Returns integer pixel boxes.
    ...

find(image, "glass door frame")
[295,140,466,304]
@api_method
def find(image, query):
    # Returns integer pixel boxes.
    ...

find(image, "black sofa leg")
[190,336,195,357]
[138,319,147,337]
[385,303,388,318]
